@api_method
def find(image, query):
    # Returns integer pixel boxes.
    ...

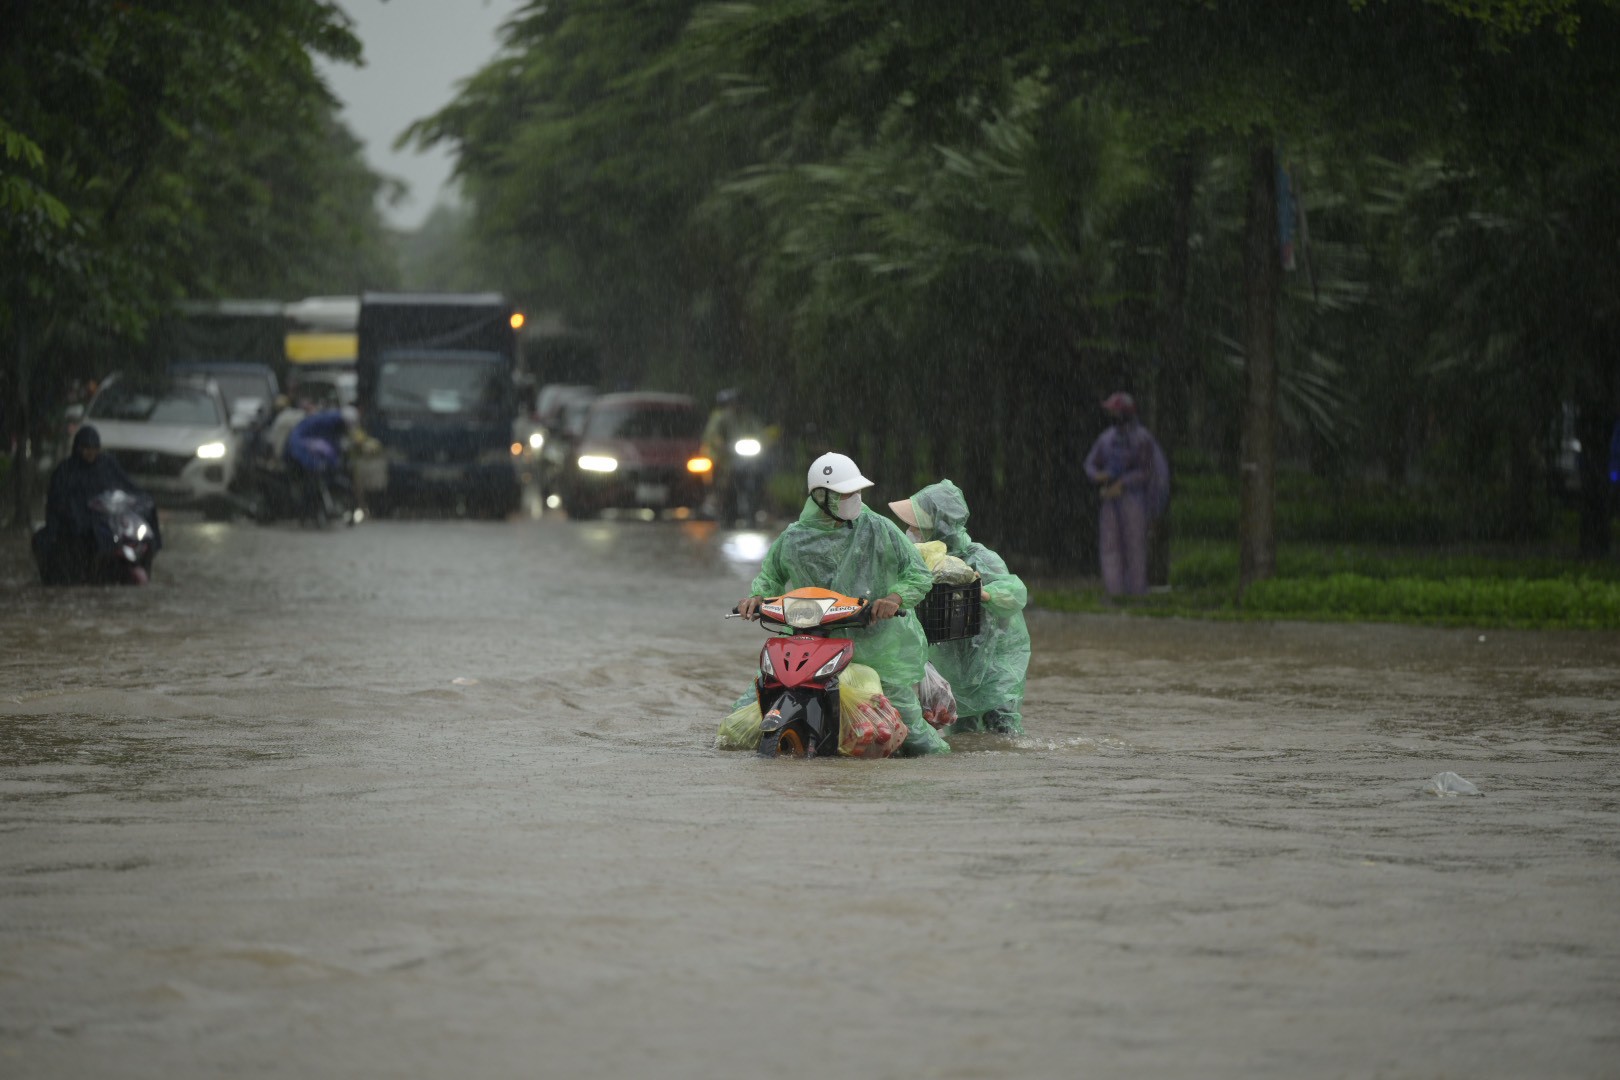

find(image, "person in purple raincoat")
[1082,392,1169,598]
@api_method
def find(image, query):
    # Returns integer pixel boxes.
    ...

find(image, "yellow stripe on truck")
[285,332,357,364]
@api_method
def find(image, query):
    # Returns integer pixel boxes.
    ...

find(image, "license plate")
[420,466,462,482]
[634,482,668,505]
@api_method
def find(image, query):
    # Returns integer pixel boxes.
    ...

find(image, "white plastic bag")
[1428,771,1481,797]
[915,662,958,731]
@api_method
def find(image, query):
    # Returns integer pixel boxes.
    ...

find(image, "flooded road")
[3,512,1618,1078]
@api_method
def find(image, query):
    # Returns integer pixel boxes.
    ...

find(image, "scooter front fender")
[758,685,840,755]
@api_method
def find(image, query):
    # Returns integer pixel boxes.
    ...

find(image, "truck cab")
[357,292,523,518]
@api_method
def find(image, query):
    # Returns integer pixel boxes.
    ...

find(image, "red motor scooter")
[732,587,900,758]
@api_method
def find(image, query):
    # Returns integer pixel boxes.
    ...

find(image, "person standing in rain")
[736,452,950,756]
[891,480,1030,735]
[1082,392,1169,598]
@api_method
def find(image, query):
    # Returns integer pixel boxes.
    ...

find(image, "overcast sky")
[316,0,525,232]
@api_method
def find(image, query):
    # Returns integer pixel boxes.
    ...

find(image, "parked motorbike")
[33,489,158,585]
[731,587,902,757]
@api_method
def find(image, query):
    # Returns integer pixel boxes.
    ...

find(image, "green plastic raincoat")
[743,497,950,756]
[907,480,1030,735]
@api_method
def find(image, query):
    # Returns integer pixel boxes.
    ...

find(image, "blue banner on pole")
[1277,159,1297,272]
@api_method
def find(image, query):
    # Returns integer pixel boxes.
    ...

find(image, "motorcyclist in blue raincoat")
[283,406,357,521]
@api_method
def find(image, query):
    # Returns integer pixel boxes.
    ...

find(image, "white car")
[83,376,241,520]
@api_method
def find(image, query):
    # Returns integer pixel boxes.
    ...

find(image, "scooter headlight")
[813,645,852,679]
[784,597,828,628]
[734,438,761,457]
[759,645,775,678]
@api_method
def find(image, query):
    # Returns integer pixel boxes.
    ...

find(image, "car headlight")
[577,455,618,473]
[785,598,828,628]
[196,441,228,460]
[734,438,761,457]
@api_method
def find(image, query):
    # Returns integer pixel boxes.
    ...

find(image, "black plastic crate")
[916,579,982,643]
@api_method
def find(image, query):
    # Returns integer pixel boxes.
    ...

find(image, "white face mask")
[835,492,863,521]
[906,526,923,542]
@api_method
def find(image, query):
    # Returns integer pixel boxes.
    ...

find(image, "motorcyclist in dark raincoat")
[33,425,162,584]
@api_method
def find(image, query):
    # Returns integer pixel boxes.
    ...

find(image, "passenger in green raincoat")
[736,452,950,756]
[891,480,1030,735]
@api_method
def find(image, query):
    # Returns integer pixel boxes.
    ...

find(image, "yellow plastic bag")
[914,541,949,572]
[914,541,979,585]
[837,663,908,758]
[837,662,883,714]
[716,699,762,750]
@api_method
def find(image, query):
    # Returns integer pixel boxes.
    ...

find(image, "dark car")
[555,392,709,519]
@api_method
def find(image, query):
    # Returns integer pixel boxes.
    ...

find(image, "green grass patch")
[1034,539,1620,630]
[1169,468,1574,545]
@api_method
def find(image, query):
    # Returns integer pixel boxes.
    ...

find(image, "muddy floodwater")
[2,512,1618,1078]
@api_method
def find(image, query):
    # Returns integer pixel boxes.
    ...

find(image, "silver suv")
[83,375,240,520]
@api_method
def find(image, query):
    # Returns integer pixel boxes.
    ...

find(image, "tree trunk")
[7,313,35,532]
[1574,407,1612,557]
[1150,143,1198,589]
[1238,137,1280,598]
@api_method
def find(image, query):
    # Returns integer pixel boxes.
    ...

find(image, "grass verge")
[1033,540,1620,630]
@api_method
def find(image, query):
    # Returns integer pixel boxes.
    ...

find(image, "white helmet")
[806,452,873,494]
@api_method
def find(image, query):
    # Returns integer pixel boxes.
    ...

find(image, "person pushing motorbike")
[892,479,1030,735]
[735,452,950,755]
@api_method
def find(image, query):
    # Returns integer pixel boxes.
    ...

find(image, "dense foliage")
[416,0,1620,573]
[1,0,399,524]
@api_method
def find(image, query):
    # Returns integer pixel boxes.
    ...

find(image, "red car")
[555,392,711,518]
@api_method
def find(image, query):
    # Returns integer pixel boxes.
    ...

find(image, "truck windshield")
[376,350,508,417]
